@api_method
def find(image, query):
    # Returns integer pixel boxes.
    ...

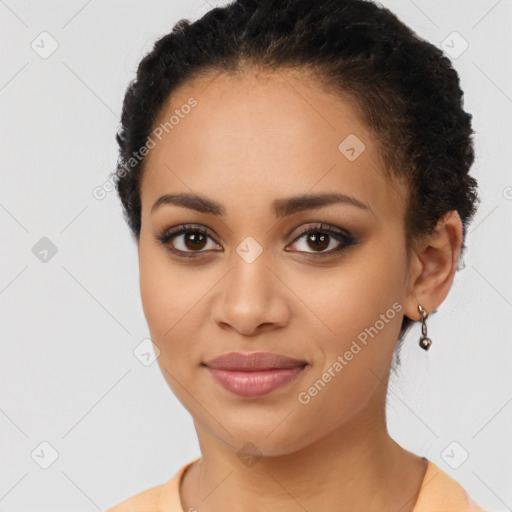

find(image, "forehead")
[140,69,407,220]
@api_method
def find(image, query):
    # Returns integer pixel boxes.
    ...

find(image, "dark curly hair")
[113,0,479,344]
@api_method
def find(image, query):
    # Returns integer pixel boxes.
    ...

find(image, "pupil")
[309,233,329,251]
[185,232,206,250]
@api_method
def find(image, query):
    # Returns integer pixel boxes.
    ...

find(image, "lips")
[203,351,307,371]
[202,352,307,398]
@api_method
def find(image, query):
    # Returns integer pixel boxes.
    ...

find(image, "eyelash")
[155,223,357,259]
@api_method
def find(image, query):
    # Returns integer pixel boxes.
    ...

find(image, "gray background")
[1,0,511,511]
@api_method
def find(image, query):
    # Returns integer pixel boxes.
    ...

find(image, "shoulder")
[413,459,490,512]
[104,484,163,512]
[103,458,201,512]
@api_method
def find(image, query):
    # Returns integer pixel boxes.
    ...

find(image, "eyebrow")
[151,192,373,217]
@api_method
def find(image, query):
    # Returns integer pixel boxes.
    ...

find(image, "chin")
[210,420,313,458]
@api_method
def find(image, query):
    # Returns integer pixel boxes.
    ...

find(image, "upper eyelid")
[162,222,348,237]
[165,224,220,243]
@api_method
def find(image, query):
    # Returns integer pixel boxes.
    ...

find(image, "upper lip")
[203,352,308,371]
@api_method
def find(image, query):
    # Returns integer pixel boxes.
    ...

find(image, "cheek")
[307,261,404,340]
[138,251,203,407]
[292,270,403,434]
[138,241,215,384]
[306,246,406,378]
[139,243,191,352]
[139,247,172,338]
[139,234,186,326]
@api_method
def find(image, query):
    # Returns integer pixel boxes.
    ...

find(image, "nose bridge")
[212,236,289,334]
[226,237,275,307]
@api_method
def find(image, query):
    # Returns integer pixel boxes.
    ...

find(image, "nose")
[211,254,290,337]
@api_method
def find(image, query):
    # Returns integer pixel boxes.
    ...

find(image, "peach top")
[105,457,489,511]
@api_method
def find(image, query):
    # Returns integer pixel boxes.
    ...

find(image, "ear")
[403,210,463,322]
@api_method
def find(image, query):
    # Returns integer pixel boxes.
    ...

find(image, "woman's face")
[137,69,415,455]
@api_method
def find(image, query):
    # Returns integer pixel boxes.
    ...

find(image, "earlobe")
[403,210,463,322]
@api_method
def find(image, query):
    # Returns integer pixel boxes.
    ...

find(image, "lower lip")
[205,366,306,398]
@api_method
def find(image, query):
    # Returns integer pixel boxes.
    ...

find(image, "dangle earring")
[418,304,432,350]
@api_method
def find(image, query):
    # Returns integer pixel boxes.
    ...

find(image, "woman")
[106,0,487,510]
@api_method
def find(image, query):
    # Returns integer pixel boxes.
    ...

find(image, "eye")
[286,223,356,257]
[155,224,221,258]
[155,222,357,259]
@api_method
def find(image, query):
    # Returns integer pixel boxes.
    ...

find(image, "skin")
[137,67,463,512]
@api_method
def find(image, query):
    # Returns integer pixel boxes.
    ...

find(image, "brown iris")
[306,232,329,252]
[184,231,208,251]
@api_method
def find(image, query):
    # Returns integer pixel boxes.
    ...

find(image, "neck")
[180,386,427,512]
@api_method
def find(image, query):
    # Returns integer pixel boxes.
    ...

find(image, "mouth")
[202,352,308,398]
